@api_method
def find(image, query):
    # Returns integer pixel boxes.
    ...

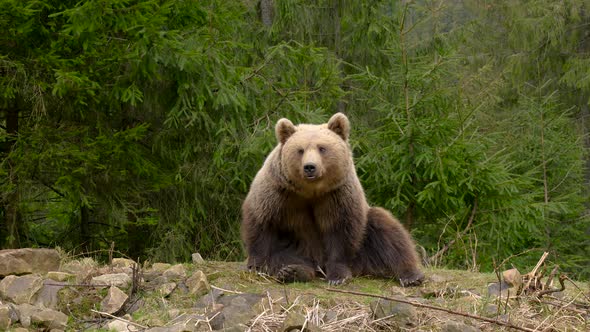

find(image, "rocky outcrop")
[0,250,216,331]
[0,275,44,305]
[0,248,60,277]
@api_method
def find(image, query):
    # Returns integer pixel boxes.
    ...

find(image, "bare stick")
[429,199,478,264]
[324,288,535,332]
[537,275,566,299]
[90,309,148,329]
[211,285,243,294]
[544,265,559,290]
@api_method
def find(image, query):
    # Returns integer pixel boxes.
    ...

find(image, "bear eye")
[319,146,327,153]
[298,148,304,155]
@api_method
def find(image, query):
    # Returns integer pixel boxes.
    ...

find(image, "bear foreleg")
[244,223,316,283]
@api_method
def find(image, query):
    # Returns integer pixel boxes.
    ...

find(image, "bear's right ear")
[275,118,296,144]
[328,112,350,141]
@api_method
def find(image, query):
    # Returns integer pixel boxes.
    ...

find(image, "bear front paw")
[327,277,349,286]
[399,271,425,287]
[326,264,352,286]
[277,264,314,283]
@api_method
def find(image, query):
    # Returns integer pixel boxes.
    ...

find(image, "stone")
[101,286,129,314]
[46,271,74,282]
[0,303,18,330]
[210,293,264,330]
[168,308,180,319]
[157,282,177,297]
[442,321,481,332]
[0,274,44,304]
[487,281,511,297]
[112,258,137,269]
[34,279,66,309]
[91,273,132,288]
[163,264,187,280]
[31,308,68,330]
[280,311,321,332]
[370,299,417,325]
[11,328,29,332]
[16,303,40,327]
[107,316,140,332]
[61,258,98,282]
[191,253,205,264]
[151,263,171,272]
[186,271,209,296]
[502,268,522,288]
[0,248,60,277]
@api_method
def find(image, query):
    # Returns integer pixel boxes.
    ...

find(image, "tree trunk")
[259,0,274,27]
[3,105,20,248]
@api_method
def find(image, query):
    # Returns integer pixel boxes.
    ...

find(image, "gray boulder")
[101,286,129,314]
[0,274,44,304]
[0,248,60,277]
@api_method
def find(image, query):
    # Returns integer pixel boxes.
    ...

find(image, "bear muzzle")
[303,162,318,180]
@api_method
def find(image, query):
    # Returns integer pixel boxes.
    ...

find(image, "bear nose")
[303,163,316,175]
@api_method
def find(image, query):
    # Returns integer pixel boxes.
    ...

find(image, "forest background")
[1,0,590,280]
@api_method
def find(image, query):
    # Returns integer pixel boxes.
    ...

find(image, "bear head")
[275,113,353,196]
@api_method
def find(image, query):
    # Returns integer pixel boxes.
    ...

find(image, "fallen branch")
[537,274,566,299]
[90,309,148,329]
[211,285,243,294]
[324,287,535,332]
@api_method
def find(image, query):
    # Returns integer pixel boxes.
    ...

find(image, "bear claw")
[399,271,425,287]
[328,277,349,286]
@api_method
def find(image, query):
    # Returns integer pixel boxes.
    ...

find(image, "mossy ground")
[48,261,590,331]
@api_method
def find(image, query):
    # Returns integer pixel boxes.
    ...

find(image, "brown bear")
[241,113,424,286]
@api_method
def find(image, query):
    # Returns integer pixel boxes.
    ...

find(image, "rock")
[186,270,209,296]
[61,258,98,282]
[168,308,180,319]
[163,264,187,280]
[487,281,511,297]
[16,303,40,327]
[0,274,44,304]
[210,293,264,330]
[502,268,522,288]
[101,286,129,314]
[47,271,74,282]
[442,321,481,332]
[91,273,132,288]
[112,258,137,269]
[281,311,320,332]
[151,263,171,272]
[191,253,205,264]
[157,282,177,297]
[34,279,66,309]
[322,309,338,323]
[11,328,29,332]
[31,308,68,330]
[370,299,417,325]
[0,303,18,330]
[0,248,60,277]
[107,316,140,332]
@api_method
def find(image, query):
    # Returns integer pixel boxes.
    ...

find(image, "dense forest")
[1,0,589,279]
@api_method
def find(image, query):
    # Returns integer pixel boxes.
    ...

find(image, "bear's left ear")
[327,112,350,141]
[276,118,296,144]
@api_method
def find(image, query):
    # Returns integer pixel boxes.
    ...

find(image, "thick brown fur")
[241,113,424,286]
